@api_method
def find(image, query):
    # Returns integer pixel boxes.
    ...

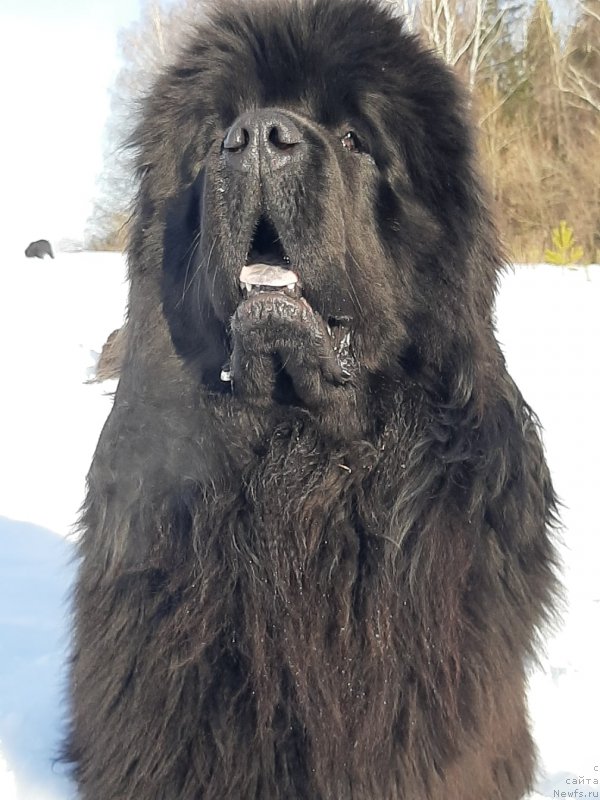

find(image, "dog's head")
[129,0,499,406]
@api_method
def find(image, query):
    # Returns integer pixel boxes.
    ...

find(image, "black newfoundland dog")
[67,0,559,797]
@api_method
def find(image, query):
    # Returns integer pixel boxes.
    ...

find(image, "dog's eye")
[341,131,363,153]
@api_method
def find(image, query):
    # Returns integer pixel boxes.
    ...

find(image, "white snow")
[496,265,600,797]
[0,248,127,535]
[0,249,127,800]
[0,254,598,798]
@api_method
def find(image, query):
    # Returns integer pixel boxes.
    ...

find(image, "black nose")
[222,109,305,171]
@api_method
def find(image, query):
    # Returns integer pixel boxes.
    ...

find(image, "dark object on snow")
[91,327,127,382]
[66,1,560,798]
[24,239,54,259]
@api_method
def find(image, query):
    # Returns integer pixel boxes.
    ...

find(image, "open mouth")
[246,216,290,268]
[240,215,303,300]
[221,214,355,385]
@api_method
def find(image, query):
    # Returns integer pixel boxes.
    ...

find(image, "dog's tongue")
[240,264,298,288]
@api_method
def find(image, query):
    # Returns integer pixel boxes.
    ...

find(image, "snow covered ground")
[0,252,598,799]
[0,249,126,800]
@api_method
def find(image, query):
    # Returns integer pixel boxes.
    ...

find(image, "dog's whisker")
[178,230,203,307]
[346,253,366,315]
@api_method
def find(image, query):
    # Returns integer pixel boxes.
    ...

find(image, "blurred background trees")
[86,0,196,251]
[87,0,600,263]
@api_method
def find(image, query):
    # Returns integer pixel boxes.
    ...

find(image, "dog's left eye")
[341,131,363,153]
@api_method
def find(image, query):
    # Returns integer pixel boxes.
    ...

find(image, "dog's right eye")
[341,131,363,153]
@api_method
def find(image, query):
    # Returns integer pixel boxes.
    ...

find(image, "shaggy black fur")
[66,0,559,798]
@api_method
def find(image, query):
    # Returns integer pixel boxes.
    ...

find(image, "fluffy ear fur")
[65,1,559,798]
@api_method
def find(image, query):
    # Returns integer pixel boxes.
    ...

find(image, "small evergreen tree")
[544,221,585,265]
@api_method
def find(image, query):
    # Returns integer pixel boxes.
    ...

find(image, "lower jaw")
[235,291,320,331]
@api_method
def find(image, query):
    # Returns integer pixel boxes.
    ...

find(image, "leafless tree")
[384,0,418,31]
[417,0,507,93]
[561,0,600,120]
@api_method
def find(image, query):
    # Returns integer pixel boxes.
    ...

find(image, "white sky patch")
[0,4,140,243]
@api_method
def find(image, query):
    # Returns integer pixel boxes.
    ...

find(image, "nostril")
[222,111,304,170]
[268,125,297,151]
[223,125,249,152]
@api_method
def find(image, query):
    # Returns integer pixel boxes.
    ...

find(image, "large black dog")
[67,0,559,797]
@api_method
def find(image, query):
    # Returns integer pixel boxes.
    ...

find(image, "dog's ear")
[161,171,230,387]
[127,161,228,390]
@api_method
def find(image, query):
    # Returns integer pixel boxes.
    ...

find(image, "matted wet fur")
[66,0,559,797]
[91,327,127,382]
